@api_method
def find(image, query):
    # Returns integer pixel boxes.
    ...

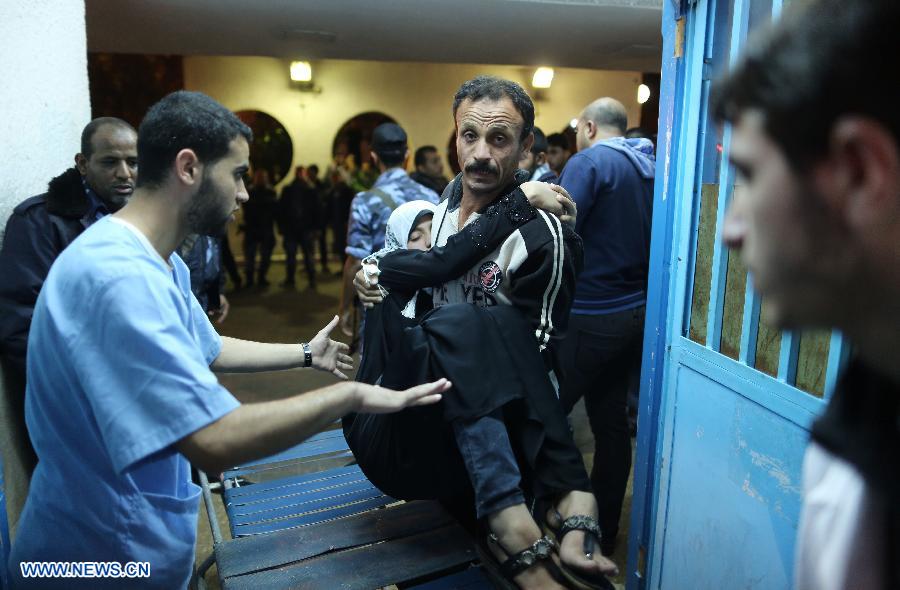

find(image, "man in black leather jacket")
[0,117,137,468]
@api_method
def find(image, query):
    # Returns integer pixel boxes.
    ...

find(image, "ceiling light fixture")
[532,67,555,89]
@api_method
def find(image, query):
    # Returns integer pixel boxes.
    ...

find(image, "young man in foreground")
[714,1,900,587]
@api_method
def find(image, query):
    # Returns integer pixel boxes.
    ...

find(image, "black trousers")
[283,233,316,285]
[345,304,591,513]
[221,234,242,286]
[560,305,645,550]
[316,229,329,271]
[243,234,274,284]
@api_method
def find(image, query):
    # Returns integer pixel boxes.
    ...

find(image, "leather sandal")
[485,533,567,588]
[542,508,615,590]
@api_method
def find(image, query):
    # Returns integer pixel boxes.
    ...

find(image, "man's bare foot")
[487,504,568,590]
[551,491,619,580]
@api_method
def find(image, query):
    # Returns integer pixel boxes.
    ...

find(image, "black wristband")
[301,342,312,368]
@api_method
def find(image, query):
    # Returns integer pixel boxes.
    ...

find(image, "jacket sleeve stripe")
[546,212,565,345]
[535,210,564,350]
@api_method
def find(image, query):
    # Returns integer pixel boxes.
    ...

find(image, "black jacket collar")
[812,358,900,499]
[45,168,90,219]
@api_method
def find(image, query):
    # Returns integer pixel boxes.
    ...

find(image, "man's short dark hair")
[452,76,535,141]
[530,127,548,155]
[136,91,252,188]
[547,132,569,151]
[414,145,438,169]
[80,117,136,159]
[377,151,405,168]
[712,0,899,172]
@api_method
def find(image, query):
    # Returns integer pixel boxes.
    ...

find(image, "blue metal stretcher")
[193,426,494,589]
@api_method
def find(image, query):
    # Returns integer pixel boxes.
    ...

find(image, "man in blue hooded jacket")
[558,97,655,556]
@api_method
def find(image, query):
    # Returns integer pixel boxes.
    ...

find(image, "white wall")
[184,57,643,185]
[0,1,92,242]
[0,0,91,538]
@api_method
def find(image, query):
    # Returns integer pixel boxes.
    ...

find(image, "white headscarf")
[383,200,436,252]
[368,200,436,318]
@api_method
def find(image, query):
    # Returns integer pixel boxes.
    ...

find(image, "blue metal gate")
[627,0,850,588]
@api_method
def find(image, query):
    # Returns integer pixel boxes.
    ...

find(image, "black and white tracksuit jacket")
[370,172,583,364]
[430,180,581,355]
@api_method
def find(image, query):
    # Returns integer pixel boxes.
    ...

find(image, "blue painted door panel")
[658,361,806,588]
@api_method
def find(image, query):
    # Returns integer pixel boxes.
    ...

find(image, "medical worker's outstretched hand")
[308,315,354,379]
[355,378,451,413]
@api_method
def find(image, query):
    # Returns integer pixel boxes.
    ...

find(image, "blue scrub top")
[9,217,240,588]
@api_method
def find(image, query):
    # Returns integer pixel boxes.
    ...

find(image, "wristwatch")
[301,342,312,368]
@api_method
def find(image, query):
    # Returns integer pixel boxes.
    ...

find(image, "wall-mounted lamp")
[532,67,554,89]
[637,83,651,104]
[532,67,555,89]
[290,61,312,82]
[290,60,321,93]
[570,118,579,129]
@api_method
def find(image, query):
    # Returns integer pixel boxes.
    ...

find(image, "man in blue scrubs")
[8,91,449,588]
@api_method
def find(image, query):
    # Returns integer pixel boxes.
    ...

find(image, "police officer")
[339,123,439,337]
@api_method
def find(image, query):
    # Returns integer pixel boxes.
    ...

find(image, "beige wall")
[184,57,643,186]
[0,1,91,242]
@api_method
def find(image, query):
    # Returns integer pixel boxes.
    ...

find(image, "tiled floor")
[194,261,633,589]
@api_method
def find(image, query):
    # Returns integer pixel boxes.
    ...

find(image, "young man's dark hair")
[547,132,569,151]
[712,0,899,172]
[530,127,548,156]
[452,75,535,141]
[136,91,253,188]
[376,152,405,168]
[414,145,438,169]
[80,117,135,158]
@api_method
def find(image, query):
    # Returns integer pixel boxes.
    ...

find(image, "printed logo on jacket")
[436,260,503,307]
